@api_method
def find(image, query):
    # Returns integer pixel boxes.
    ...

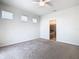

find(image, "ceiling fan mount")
[32,0,51,7]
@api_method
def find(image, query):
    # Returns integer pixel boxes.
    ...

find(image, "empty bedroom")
[0,0,79,59]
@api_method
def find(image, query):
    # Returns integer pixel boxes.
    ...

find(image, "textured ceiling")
[0,0,79,16]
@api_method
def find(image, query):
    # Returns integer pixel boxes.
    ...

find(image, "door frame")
[49,18,57,41]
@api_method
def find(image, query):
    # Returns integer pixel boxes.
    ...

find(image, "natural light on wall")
[21,16,28,22]
[32,18,37,23]
[1,10,14,20]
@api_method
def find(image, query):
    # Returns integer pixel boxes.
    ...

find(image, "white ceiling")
[0,0,79,16]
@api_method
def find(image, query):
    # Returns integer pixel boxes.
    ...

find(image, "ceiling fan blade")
[34,0,40,2]
[44,0,50,2]
[40,0,43,2]
[46,2,53,6]
[32,2,39,3]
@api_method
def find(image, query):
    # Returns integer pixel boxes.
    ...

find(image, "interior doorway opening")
[49,19,56,41]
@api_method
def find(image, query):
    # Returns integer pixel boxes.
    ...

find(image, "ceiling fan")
[32,0,52,7]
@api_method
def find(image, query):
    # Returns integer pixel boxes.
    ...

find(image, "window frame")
[1,10,14,20]
[21,15,28,22]
[32,18,38,23]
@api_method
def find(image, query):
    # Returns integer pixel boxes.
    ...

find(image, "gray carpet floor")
[0,38,79,59]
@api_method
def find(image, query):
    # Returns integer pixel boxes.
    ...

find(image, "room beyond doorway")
[49,19,56,41]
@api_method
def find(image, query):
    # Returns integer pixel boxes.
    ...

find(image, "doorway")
[49,19,56,41]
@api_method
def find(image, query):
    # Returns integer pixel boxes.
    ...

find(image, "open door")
[49,19,56,41]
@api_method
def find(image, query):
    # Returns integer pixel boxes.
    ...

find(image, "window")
[1,10,14,19]
[21,16,28,22]
[32,18,37,23]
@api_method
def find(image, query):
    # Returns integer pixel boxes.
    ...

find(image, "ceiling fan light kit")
[40,2,45,6]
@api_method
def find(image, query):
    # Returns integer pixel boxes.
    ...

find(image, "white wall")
[0,3,40,47]
[40,5,79,46]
